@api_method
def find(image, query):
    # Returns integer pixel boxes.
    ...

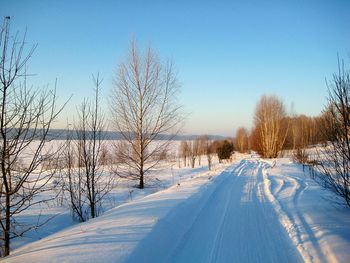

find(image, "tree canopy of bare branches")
[235,127,249,153]
[188,140,199,168]
[111,41,183,189]
[0,17,65,256]
[202,136,214,170]
[62,75,114,222]
[252,95,288,158]
[288,115,319,163]
[179,140,189,167]
[316,59,350,207]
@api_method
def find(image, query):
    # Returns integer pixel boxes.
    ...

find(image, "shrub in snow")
[217,140,234,162]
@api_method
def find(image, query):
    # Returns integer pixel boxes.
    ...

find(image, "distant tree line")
[179,136,234,170]
[233,59,350,207]
[234,97,326,159]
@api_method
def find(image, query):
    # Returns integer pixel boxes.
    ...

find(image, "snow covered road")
[4,157,350,262]
[124,159,302,263]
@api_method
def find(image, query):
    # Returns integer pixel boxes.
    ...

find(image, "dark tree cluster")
[216,140,234,162]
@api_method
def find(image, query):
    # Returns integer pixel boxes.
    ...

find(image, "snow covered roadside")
[2,161,232,263]
[9,150,224,251]
[263,158,350,263]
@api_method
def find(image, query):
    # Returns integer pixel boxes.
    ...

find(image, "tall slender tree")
[235,127,249,153]
[0,17,65,256]
[111,40,183,189]
[63,75,114,221]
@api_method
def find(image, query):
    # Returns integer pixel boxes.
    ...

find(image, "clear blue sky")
[1,0,350,136]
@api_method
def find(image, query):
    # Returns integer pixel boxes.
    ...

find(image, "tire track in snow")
[208,159,301,262]
[262,161,328,263]
[290,176,331,263]
[126,164,242,263]
[125,159,302,263]
[208,159,258,262]
[167,161,249,262]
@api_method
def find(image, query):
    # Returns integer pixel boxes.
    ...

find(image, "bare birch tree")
[196,136,207,166]
[111,41,183,189]
[253,95,288,158]
[291,115,313,163]
[188,140,198,168]
[179,140,189,167]
[202,135,214,170]
[235,127,249,153]
[0,17,65,256]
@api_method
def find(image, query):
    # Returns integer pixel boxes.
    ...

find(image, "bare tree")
[195,136,207,166]
[315,60,350,207]
[111,41,183,189]
[0,17,65,256]
[202,135,214,170]
[188,140,199,168]
[252,95,288,158]
[179,140,189,167]
[290,115,313,163]
[62,127,85,222]
[62,75,115,221]
[281,114,324,153]
[235,127,249,153]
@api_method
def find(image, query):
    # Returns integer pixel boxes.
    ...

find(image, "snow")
[3,155,350,262]
[3,159,231,263]
[264,158,350,263]
[7,140,218,251]
[124,159,302,263]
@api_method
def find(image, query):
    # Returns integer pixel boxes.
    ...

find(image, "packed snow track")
[124,159,302,263]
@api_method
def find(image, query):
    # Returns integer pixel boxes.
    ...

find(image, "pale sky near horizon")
[1,0,350,136]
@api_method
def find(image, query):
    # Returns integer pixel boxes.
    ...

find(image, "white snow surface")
[3,157,350,263]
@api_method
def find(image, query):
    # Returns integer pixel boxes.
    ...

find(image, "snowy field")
[3,139,229,252]
[2,153,350,262]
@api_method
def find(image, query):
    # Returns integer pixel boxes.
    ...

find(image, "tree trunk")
[4,194,10,256]
[90,201,95,219]
[139,170,144,189]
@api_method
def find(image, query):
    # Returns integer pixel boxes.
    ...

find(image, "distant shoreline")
[29,129,227,141]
